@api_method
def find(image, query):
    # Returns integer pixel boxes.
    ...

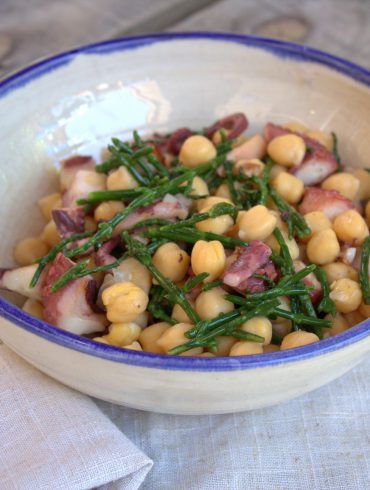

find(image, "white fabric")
[1,343,369,490]
[0,345,153,490]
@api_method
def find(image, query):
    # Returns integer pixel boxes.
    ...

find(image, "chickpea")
[114,257,152,294]
[267,134,306,167]
[240,316,272,345]
[93,336,111,345]
[366,201,370,224]
[212,336,237,356]
[280,330,319,350]
[229,341,263,356]
[272,172,304,204]
[124,341,143,351]
[41,220,61,247]
[269,210,288,233]
[179,135,217,168]
[135,312,149,328]
[329,278,362,313]
[322,313,350,336]
[106,322,141,346]
[352,169,370,200]
[14,237,49,266]
[215,183,232,200]
[172,302,195,324]
[196,201,234,235]
[94,201,124,222]
[233,158,264,177]
[189,176,209,199]
[237,205,277,241]
[102,281,149,323]
[212,129,230,145]
[321,173,360,200]
[191,240,226,282]
[272,297,292,338]
[333,210,369,245]
[268,164,286,182]
[107,167,138,190]
[195,287,234,320]
[199,196,232,210]
[199,352,216,357]
[322,262,358,284]
[263,344,280,353]
[156,323,202,356]
[37,192,62,221]
[139,322,171,354]
[344,310,366,327]
[265,230,300,261]
[306,130,333,151]
[306,229,340,265]
[303,211,332,241]
[283,121,307,133]
[227,134,267,162]
[22,298,44,320]
[359,301,370,318]
[152,242,190,283]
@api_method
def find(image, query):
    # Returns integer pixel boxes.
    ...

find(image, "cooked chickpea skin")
[172,302,195,324]
[322,313,350,337]
[306,229,340,265]
[352,169,370,200]
[265,231,300,261]
[14,237,49,266]
[191,240,226,282]
[189,176,209,199]
[152,242,190,283]
[229,341,263,356]
[333,210,369,245]
[139,322,171,354]
[321,173,360,200]
[41,220,61,247]
[359,301,370,318]
[233,158,264,177]
[94,201,124,222]
[22,298,44,320]
[37,192,62,221]
[195,287,234,320]
[329,278,362,313]
[303,211,332,241]
[102,281,149,323]
[267,134,306,167]
[322,262,358,284]
[215,183,232,200]
[240,316,272,345]
[156,323,203,356]
[212,336,237,356]
[179,135,217,168]
[107,166,138,190]
[281,331,319,349]
[105,322,141,346]
[237,205,277,241]
[306,130,333,151]
[272,171,304,204]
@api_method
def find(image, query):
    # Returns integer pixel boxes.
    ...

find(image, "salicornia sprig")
[314,267,337,316]
[269,186,311,239]
[29,231,94,288]
[331,132,342,172]
[224,160,240,205]
[77,189,146,205]
[133,130,169,177]
[360,236,370,304]
[121,232,201,324]
[183,273,209,293]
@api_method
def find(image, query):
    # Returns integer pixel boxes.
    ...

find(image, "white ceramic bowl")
[0,33,369,415]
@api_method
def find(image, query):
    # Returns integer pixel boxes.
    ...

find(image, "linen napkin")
[0,344,153,490]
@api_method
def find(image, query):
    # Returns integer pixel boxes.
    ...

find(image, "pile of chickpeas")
[14,120,370,356]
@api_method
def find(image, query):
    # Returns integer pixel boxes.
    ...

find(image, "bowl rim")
[0,31,369,372]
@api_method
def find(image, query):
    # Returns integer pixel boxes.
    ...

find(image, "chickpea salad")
[2,113,370,357]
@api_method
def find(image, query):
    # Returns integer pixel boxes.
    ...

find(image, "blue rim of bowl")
[0,32,369,372]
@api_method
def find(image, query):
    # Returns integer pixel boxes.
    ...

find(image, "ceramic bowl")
[0,33,369,415]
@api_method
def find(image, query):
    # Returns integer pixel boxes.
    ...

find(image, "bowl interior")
[0,33,370,368]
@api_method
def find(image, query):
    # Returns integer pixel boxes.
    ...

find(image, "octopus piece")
[167,128,193,155]
[116,194,191,231]
[227,134,267,162]
[52,207,85,238]
[95,237,121,267]
[222,241,278,293]
[0,264,42,300]
[62,170,106,207]
[204,113,248,141]
[264,122,338,185]
[299,188,355,220]
[41,253,107,335]
[60,155,95,191]
[293,260,322,303]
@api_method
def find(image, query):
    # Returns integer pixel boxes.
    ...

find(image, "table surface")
[1,2,370,490]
